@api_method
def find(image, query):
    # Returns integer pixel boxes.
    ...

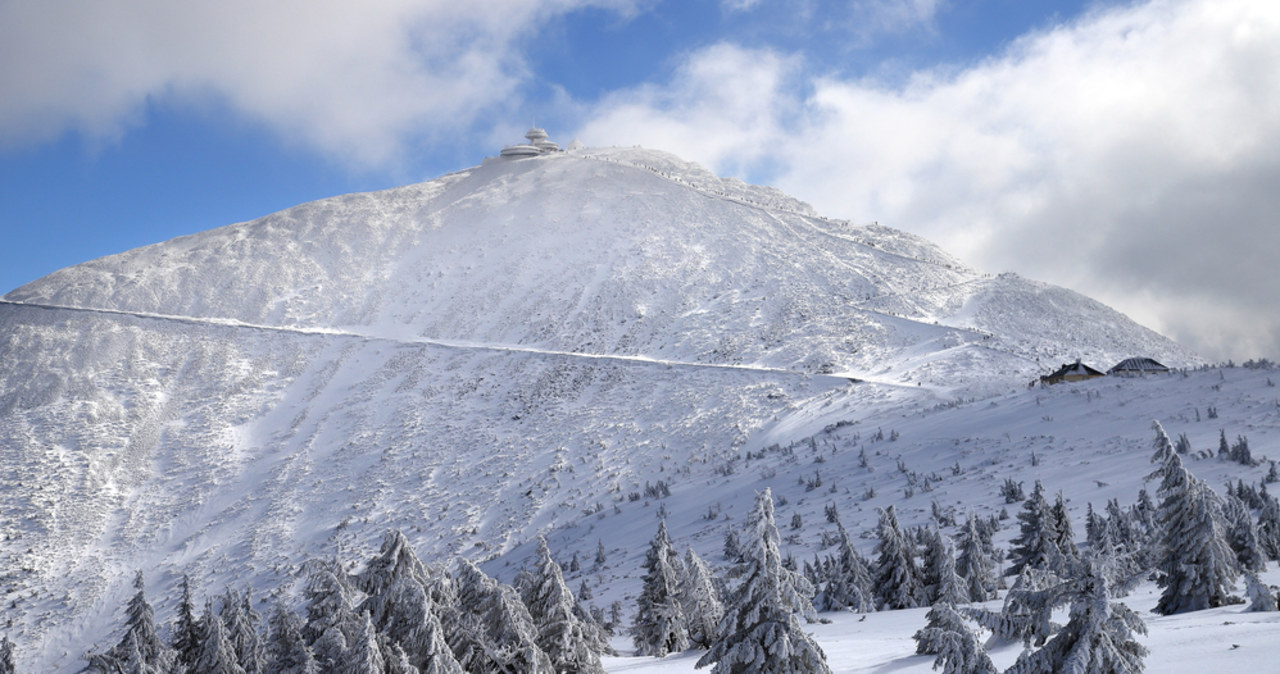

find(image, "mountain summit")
[0,145,1195,670]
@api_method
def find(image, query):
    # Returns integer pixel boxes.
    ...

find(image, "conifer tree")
[302,559,357,671]
[931,537,970,607]
[172,574,202,673]
[194,601,248,674]
[816,520,875,613]
[912,603,998,674]
[265,605,319,674]
[632,520,690,656]
[1222,493,1266,572]
[452,558,553,674]
[524,537,605,674]
[956,513,998,603]
[1008,481,1056,577]
[679,547,725,649]
[1244,572,1278,612]
[873,505,922,610]
[0,635,14,674]
[221,588,266,674]
[1150,421,1239,615]
[1257,493,1280,561]
[87,571,174,674]
[696,488,830,674]
[1005,560,1147,674]
[595,540,607,568]
[341,612,386,674]
[1048,492,1081,573]
[355,531,462,674]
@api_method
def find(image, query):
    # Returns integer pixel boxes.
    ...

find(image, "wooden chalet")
[1041,360,1106,385]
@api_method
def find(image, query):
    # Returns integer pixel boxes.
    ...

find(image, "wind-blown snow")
[1,146,1254,672]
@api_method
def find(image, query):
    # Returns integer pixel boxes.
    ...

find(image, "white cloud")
[0,0,638,166]
[577,0,1280,361]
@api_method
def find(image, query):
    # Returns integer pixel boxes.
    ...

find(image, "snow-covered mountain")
[0,144,1243,671]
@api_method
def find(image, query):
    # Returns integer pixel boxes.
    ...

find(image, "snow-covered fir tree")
[172,574,202,673]
[1048,492,1082,573]
[301,559,358,671]
[355,530,462,674]
[1222,493,1266,573]
[1149,421,1239,614]
[696,488,831,674]
[956,513,998,602]
[815,519,875,613]
[1005,559,1148,674]
[912,603,998,674]
[451,558,554,673]
[86,571,174,674]
[341,612,386,674]
[1244,572,1278,612]
[679,547,725,649]
[194,601,248,674]
[873,505,922,610]
[1008,481,1056,577]
[221,588,266,674]
[264,605,319,674]
[1258,492,1280,561]
[0,635,13,674]
[632,520,691,657]
[523,536,605,674]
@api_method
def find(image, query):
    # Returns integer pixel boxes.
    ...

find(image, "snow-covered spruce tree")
[523,536,605,674]
[1007,481,1056,577]
[696,488,831,674]
[221,588,266,674]
[873,505,922,610]
[341,612,386,674]
[1244,571,1278,612]
[1149,421,1239,614]
[956,513,998,603]
[0,634,13,674]
[86,571,175,674]
[680,547,725,649]
[355,530,462,674]
[378,635,415,674]
[1222,493,1266,573]
[451,558,554,673]
[912,603,998,674]
[963,567,1061,647]
[1049,492,1082,572]
[172,574,202,672]
[265,604,319,674]
[816,519,875,613]
[932,537,970,607]
[301,558,358,671]
[919,528,967,606]
[632,520,691,657]
[1258,492,1280,562]
[1005,559,1148,674]
[194,601,248,674]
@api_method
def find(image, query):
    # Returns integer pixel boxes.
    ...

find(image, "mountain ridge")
[0,145,1214,670]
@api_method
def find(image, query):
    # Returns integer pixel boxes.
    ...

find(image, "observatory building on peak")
[500,127,563,158]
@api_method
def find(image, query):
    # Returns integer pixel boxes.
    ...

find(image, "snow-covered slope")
[0,146,1223,671]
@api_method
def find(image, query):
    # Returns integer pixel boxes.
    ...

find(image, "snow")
[0,146,1273,672]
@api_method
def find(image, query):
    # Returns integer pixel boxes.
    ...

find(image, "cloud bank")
[577,0,1280,361]
[0,0,638,166]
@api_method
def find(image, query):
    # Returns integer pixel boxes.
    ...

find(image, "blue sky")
[2,0,1278,361]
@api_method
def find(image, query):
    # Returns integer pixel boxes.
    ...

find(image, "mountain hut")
[1041,360,1106,385]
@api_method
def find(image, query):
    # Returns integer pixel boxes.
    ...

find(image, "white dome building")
[500,127,562,158]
